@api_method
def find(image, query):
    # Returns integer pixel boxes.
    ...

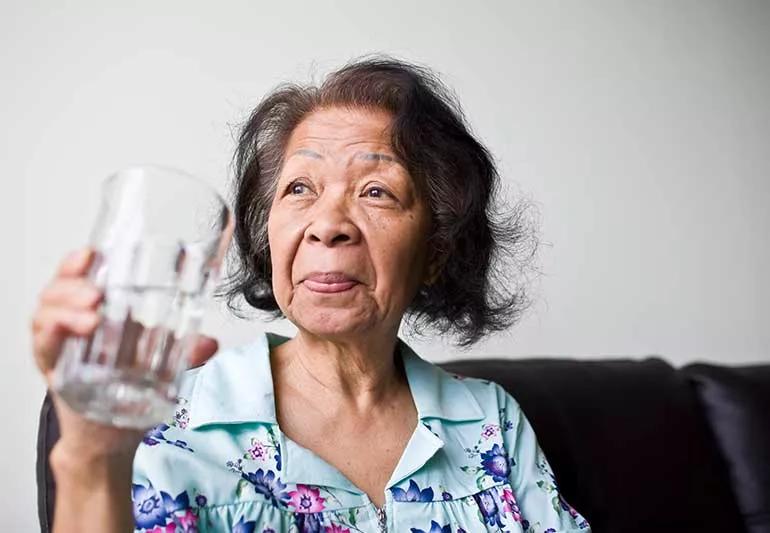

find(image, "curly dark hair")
[219,54,541,347]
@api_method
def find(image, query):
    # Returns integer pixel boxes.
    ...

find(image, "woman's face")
[267,106,431,339]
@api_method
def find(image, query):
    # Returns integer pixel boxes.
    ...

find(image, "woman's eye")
[288,181,309,195]
[364,186,388,199]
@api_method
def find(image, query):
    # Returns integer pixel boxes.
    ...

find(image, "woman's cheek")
[268,216,297,290]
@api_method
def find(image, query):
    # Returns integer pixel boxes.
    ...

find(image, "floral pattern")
[171,398,190,429]
[502,487,524,523]
[480,443,511,482]
[232,515,256,533]
[288,484,327,513]
[132,482,205,532]
[143,423,194,452]
[391,479,434,502]
[474,487,504,528]
[241,469,291,508]
[460,425,515,490]
[411,521,452,533]
[241,426,282,467]
[481,423,501,440]
[325,525,352,533]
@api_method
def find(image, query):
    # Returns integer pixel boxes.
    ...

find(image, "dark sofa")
[37,357,770,533]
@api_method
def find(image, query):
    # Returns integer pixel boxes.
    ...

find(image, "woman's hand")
[31,247,219,532]
[32,246,219,455]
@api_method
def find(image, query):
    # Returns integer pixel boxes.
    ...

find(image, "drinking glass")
[52,166,233,428]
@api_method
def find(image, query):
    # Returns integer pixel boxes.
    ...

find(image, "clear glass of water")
[52,166,233,428]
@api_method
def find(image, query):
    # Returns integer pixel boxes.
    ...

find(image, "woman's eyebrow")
[354,152,408,171]
[290,148,324,159]
[289,148,404,167]
[354,152,396,163]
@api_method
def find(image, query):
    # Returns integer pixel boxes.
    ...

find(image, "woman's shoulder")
[435,363,525,423]
[399,338,524,427]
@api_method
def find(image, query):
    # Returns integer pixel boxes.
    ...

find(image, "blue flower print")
[169,438,194,451]
[293,511,323,533]
[132,482,166,529]
[142,423,194,452]
[391,479,434,502]
[142,424,168,446]
[242,469,290,507]
[410,520,451,533]
[161,488,190,514]
[232,515,257,533]
[473,489,503,528]
[131,482,189,530]
[480,443,510,482]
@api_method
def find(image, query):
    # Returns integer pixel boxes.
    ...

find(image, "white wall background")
[2,0,768,529]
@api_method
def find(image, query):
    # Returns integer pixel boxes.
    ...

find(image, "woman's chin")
[289,310,378,340]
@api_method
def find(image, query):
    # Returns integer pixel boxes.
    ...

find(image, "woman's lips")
[302,272,359,293]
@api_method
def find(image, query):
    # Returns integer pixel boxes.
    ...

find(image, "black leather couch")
[38,357,770,533]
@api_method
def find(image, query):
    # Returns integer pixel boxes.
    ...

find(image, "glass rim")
[103,164,231,215]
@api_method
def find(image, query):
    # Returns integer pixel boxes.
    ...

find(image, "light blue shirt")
[131,331,591,532]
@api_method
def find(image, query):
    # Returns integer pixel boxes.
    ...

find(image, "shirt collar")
[399,340,485,422]
[187,331,280,429]
[187,331,484,429]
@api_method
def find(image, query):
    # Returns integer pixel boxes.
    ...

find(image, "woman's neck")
[270,328,408,418]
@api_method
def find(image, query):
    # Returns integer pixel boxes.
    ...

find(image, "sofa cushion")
[440,357,745,533]
[684,363,770,533]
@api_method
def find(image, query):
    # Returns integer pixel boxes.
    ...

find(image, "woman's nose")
[304,201,362,247]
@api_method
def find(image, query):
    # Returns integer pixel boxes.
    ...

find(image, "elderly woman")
[32,57,590,532]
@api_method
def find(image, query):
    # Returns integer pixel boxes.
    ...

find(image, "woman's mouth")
[302,272,359,293]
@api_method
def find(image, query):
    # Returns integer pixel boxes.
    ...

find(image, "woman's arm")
[499,386,592,532]
[50,440,138,533]
[31,249,219,533]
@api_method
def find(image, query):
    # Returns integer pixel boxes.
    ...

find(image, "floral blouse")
[131,331,591,533]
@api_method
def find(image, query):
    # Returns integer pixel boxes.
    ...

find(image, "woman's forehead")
[286,106,395,154]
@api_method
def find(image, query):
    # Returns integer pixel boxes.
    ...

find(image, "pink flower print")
[175,509,199,531]
[174,407,189,429]
[248,440,267,460]
[481,424,501,440]
[147,524,175,533]
[325,525,352,533]
[502,487,523,522]
[287,484,326,513]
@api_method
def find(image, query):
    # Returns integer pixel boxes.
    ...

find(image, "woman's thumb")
[188,335,219,368]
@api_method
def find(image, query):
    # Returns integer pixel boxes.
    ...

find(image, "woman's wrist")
[50,437,138,488]
[50,440,138,533]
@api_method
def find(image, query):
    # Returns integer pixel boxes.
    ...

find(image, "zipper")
[375,505,387,532]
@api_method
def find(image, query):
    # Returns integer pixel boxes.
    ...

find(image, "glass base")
[56,374,175,429]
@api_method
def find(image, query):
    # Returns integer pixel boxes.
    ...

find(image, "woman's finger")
[55,248,96,278]
[40,278,103,309]
[32,307,100,373]
[188,335,219,368]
